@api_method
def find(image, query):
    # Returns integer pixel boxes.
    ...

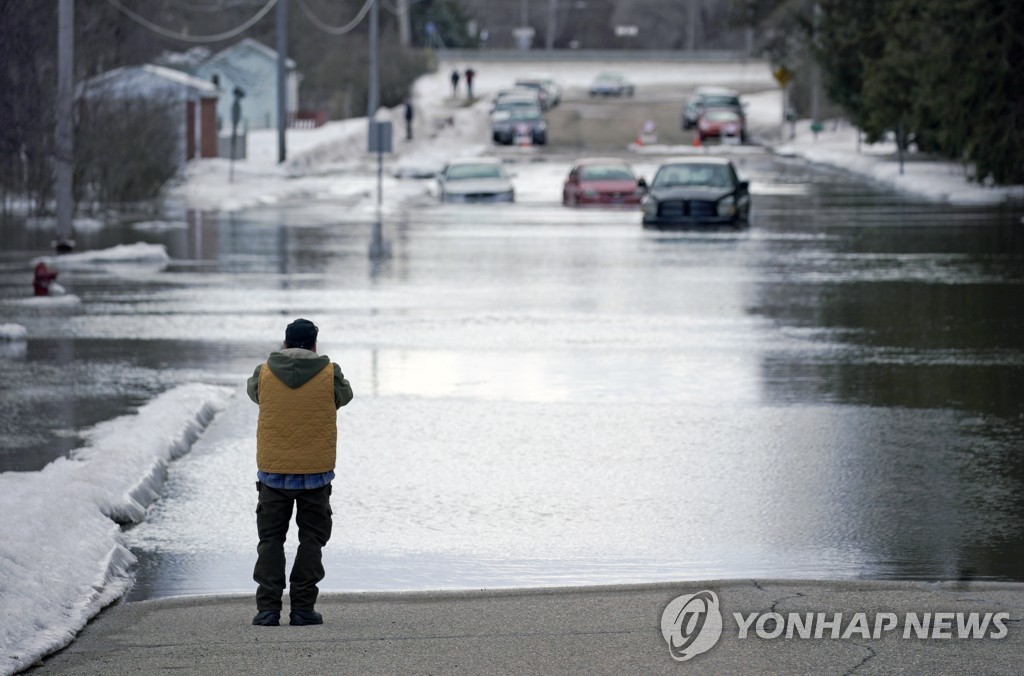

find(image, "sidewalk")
[33,580,1024,675]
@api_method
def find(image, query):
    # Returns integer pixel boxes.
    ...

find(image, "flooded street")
[2,150,1023,598]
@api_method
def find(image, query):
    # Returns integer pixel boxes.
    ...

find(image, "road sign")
[368,120,392,153]
[615,25,639,37]
[773,66,793,88]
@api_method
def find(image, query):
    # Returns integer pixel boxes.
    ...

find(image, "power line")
[166,0,259,13]
[294,0,374,35]
[105,0,278,43]
[380,0,429,17]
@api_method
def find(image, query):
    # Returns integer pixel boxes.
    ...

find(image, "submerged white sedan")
[438,158,515,203]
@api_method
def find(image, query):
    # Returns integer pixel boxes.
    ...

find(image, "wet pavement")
[2,150,1023,596]
[32,580,1024,675]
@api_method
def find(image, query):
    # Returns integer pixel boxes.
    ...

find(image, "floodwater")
[1,151,1022,598]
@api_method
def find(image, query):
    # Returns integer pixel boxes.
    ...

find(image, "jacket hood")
[266,348,331,389]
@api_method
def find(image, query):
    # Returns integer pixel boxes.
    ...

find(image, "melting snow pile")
[32,242,170,268]
[2,294,82,310]
[0,324,27,341]
[0,383,232,676]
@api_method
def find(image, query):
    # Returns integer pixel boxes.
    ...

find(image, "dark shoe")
[289,609,323,626]
[252,610,281,626]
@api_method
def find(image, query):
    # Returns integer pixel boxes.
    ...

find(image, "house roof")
[80,64,219,99]
[204,37,297,70]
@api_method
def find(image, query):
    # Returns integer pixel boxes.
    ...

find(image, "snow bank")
[2,294,82,310]
[776,119,1024,205]
[131,219,187,232]
[32,242,170,268]
[0,324,27,341]
[24,216,105,232]
[0,383,232,676]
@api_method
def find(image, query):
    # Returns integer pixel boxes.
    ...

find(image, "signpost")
[773,66,795,140]
[368,119,392,261]
[368,119,392,209]
[229,87,245,183]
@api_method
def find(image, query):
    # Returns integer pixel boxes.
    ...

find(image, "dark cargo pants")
[254,482,333,612]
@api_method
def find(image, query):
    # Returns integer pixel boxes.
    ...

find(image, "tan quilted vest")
[256,363,337,473]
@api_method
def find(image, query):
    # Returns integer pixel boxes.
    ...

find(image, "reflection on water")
[3,156,1024,596]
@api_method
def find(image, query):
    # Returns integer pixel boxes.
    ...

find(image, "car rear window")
[580,165,635,181]
[703,95,741,108]
[652,164,733,189]
[705,110,740,122]
[497,99,539,111]
[447,165,504,181]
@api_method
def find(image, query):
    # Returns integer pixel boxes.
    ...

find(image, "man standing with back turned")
[246,318,353,626]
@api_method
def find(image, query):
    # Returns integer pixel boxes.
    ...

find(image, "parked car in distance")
[438,158,515,203]
[513,78,553,109]
[641,157,750,227]
[588,72,635,97]
[682,86,745,136]
[491,90,542,116]
[697,108,745,144]
[534,74,562,106]
[492,108,548,146]
[562,158,645,207]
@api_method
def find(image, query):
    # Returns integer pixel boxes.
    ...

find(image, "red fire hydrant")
[33,261,58,296]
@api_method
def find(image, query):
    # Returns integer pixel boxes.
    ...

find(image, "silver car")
[438,158,515,203]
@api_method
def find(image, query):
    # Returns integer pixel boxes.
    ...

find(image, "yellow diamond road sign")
[774,66,793,88]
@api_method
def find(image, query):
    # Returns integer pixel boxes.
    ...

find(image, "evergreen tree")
[814,0,1023,184]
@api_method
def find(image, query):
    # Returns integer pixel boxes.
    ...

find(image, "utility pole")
[397,0,410,48]
[810,3,822,131]
[545,0,556,50]
[276,0,288,163]
[687,0,697,52]
[55,0,74,253]
[368,0,378,119]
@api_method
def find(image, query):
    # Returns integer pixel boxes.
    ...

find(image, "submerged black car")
[641,158,751,227]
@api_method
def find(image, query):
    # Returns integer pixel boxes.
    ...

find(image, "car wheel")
[534,133,547,146]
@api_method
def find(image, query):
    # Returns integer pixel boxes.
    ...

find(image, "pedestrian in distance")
[404,96,414,141]
[464,67,476,100]
[246,318,354,627]
[450,68,460,97]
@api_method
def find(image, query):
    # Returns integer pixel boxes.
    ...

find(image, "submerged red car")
[562,159,645,207]
[697,107,746,143]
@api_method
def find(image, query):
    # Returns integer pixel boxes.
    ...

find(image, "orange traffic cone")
[692,134,702,147]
